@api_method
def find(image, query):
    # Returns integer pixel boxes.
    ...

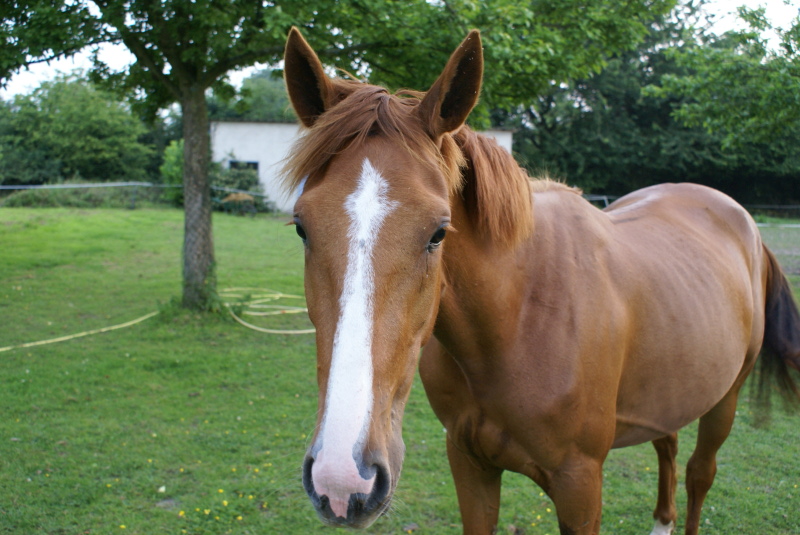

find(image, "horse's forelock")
[281,83,464,199]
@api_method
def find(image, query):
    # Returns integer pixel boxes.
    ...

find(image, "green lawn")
[0,208,798,534]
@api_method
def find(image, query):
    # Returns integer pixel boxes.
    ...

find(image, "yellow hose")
[0,311,159,353]
[0,288,314,353]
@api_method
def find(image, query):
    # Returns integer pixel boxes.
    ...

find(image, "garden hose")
[0,311,159,353]
[0,288,314,353]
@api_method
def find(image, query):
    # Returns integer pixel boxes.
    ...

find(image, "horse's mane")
[282,81,567,247]
[451,128,533,246]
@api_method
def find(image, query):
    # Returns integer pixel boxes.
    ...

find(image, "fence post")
[129,185,138,210]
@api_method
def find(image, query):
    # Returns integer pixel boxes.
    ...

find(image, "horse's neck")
[435,197,531,366]
[435,188,600,370]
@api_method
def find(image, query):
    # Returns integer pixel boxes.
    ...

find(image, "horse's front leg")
[549,454,604,535]
[446,436,503,535]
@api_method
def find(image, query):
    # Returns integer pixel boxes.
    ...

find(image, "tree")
[460,0,677,120]
[6,0,676,310]
[490,1,800,203]
[654,6,800,149]
[494,2,731,191]
[0,75,152,185]
[0,97,62,185]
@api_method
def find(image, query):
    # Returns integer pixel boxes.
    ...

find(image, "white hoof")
[650,520,675,535]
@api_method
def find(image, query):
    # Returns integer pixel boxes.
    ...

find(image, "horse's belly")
[614,260,763,447]
[612,337,749,449]
[612,415,680,448]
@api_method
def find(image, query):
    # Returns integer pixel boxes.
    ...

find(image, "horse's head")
[283,28,483,528]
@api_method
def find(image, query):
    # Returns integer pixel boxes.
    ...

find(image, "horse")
[281,27,800,535]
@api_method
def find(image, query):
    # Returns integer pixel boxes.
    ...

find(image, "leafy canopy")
[0,2,105,84]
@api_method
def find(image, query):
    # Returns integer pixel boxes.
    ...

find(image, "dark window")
[230,160,259,171]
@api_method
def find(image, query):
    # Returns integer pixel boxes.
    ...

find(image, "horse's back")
[601,184,766,446]
[607,183,759,245]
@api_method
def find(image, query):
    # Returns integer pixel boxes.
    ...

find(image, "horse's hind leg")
[650,433,678,534]
[684,389,740,535]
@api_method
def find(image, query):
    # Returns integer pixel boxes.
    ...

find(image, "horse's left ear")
[284,27,349,127]
[418,30,483,139]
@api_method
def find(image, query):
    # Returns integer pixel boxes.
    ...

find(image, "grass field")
[1,207,798,534]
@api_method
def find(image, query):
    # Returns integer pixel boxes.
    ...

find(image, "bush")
[159,139,185,207]
[211,163,275,213]
[211,165,261,193]
[0,182,162,209]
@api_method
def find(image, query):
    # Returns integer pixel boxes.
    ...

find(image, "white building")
[210,121,513,213]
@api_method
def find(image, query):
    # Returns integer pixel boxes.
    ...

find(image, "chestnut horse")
[282,28,800,534]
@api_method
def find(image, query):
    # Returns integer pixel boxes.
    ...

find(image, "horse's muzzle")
[302,454,392,528]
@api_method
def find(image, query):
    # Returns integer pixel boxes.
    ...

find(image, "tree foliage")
[0,2,105,84]
[208,69,296,123]
[0,75,152,185]
[653,6,800,149]
[500,1,800,203]
[463,0,676,118]
[283,0,677,126]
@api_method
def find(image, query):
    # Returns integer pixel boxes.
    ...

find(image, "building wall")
[210,121,513,213]
[210,122,301,213]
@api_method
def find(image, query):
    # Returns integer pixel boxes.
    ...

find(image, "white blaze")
[312,158,397,518]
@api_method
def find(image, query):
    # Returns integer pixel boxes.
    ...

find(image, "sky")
[1,0,798,100]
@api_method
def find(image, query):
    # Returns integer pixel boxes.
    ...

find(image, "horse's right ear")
[284,27,337,127]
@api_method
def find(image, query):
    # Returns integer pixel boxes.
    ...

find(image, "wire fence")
[742,205,800,220]
[3,182,800,220]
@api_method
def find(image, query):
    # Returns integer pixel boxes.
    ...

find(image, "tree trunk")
[180,86,216,309]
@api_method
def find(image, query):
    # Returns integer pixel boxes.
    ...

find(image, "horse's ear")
[284,27,337,127]
[418,30,483,138]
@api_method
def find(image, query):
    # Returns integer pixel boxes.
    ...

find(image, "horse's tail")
[755,245,800,411]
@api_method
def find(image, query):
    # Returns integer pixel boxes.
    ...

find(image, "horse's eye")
[427,227,447,251]
[295,224,308,243]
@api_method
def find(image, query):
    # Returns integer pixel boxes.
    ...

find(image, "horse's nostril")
[349,463,391,518]
[302,455,321,507]
[367,463,390,509]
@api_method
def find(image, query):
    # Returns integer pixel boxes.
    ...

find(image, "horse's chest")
[447,400,563,476]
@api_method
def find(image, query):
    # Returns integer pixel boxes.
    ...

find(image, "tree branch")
[117,29,180,100]
[204,44,286,86]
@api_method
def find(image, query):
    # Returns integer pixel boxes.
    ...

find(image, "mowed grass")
[0,207,798,534]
